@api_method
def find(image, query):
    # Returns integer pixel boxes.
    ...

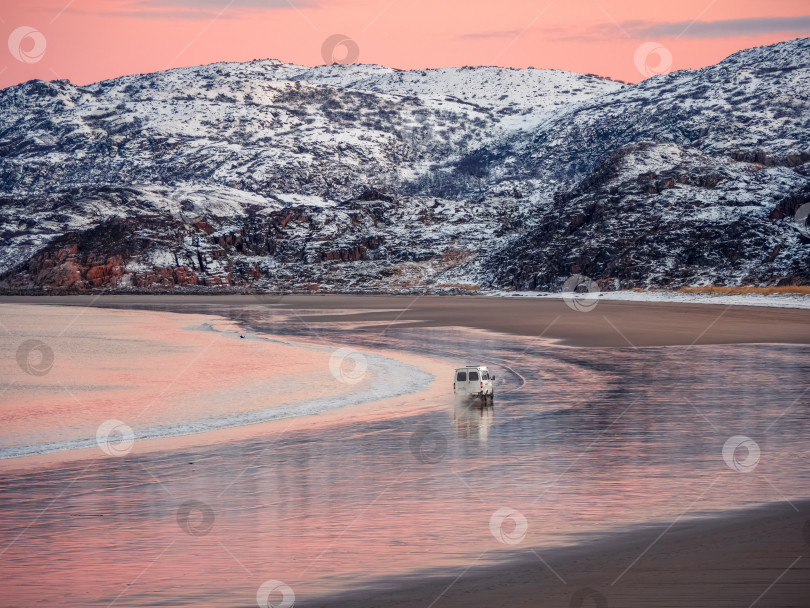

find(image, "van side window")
[482,372,489,380]
[469,371,479,381]
[456,371,467,381]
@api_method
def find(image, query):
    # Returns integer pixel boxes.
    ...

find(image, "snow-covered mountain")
[1,38,808,294]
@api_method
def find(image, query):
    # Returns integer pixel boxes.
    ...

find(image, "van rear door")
[456,370,468,393]
[468,370,480,394]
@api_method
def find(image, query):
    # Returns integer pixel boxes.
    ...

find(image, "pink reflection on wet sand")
[1,307,809,607]
[0,304,372,459]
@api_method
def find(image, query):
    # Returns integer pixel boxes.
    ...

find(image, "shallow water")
[1,303,809,607]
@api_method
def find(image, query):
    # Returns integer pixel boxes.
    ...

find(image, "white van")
[454,365,495,404]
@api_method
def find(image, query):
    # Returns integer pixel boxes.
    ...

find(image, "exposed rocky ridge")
[465,38,810,187]
[454,143,810,290]
[1,38,809,294]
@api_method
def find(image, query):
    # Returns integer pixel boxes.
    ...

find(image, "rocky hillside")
[1,38,808,294]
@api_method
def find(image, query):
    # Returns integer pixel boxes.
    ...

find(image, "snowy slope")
[0,38,808,294]
[272,63,623,114]
[454,141,810,290]
[507,37,810,185]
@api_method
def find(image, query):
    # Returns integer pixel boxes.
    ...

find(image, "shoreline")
[2,288,809,309]
[314,499,810,608]
[0,303,448,471]
[3,293,809,347]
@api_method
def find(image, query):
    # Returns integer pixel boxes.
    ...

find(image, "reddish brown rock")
[194,220,215,235]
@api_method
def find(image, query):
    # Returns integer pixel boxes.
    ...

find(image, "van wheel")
[489,392,495,405]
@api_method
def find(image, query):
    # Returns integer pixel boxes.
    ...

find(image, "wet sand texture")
[4,294,810,347]
[321,501,810,608]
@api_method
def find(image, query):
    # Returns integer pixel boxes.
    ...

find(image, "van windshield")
[469,371,479,381]
[456,371,467,382]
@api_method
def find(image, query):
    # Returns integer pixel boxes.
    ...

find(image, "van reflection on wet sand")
[453,399,494,442]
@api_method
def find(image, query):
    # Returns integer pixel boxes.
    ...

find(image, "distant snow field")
[483,290,810,309]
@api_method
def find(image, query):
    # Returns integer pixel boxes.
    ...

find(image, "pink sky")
[0,0,808,87]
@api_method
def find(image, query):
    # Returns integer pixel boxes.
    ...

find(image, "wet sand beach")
[1,296,809,607]
[3,293,810,347]
[0,303,442,468]
[323,500,810,608]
